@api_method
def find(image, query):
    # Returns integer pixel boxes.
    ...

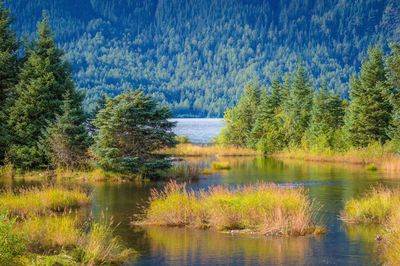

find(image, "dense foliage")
[219,45,400,153]
[3,0,400,117]
[93,90,176,177]
[0,5,176,176]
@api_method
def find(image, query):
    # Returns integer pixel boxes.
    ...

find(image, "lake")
[5,119,400,265]
[171,118,224,144]
[89,157,400,266]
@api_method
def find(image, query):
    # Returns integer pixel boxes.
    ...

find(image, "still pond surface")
[7,119,400,265]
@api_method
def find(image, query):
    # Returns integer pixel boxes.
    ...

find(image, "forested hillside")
[4,0,400,117]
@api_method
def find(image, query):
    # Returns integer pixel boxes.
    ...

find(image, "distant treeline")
[3,0,400,117]
[0,7,176,177]
[217,45,400,153]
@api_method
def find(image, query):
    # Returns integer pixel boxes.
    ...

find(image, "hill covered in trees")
[3,0,400,117]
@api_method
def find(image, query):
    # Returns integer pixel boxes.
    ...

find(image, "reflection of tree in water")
[145,226,312,265]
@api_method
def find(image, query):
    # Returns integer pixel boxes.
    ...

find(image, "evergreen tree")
[223,83,259,147]
[345,47,392,147]
[307,82,345,150]
[8,14,75,169]
[386,43,400,143]
[41,91,91,169]
[93,90,176,177]
[0,2,19,164]
[284,64,313,147]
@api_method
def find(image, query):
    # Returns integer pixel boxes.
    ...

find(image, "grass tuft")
[341,187,400,224]
[136,181,323,237]
[366,163,378,171]
[0,187,90,217]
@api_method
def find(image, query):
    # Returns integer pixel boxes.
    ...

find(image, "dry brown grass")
[136,181,324,237]
[157,144,261,157]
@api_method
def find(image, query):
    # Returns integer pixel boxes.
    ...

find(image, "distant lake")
[171,118,224,144]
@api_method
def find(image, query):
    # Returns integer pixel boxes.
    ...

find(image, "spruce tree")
[345,47,392,147]
[285,64,313,147]
[8,14,76,169]
[41,91,91,169]
[0,2,19,164]
[223,83,260,147]
[93,90,176,177]
[386,43,400,143]
[307,82,344,150]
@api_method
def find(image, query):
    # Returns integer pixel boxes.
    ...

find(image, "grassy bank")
[341,187,400,265]
[273,144,400,172]
[0,185,135,265]
[0,187,90,217]
[158,144,261,157]
[136,181,324,236]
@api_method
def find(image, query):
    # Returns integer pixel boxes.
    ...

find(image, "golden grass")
[165,163,202,181]
[341,186,400,265]
[274,144,400,172]
[0,187,90,217]
[136,181,324,237]
[19,215,81,253]
[158,144,261,157]
[341,187,400,225]
[82,221,136,265]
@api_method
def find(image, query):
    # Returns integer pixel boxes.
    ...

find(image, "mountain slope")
[4,0,400,117]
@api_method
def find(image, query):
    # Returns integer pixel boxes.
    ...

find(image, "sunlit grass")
[158,144,261,157]
[341,187,400,224]
[341,186,400,265]
[136,181,324,236]
[19,215,81,253]
[274,143,400,172]
[0,187,90,217]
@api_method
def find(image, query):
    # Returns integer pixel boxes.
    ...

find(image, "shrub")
[175,135,190,144]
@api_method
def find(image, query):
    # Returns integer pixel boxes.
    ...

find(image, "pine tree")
[285,64,313,147]
[307,82,345,150]
[223,83,260,147]
[41,91,91,169]
[8,13,75,169]
[345,47,392,147]
[0,2,19,164]
[93,90,176,177]
[386,43,400,143]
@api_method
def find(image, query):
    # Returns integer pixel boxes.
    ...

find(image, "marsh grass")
[158,144,261,157]
[81,219,136,265]
[0,187,90,217]
[274,143,400,172]
[341,186,400,265]
[165,163,202,181]
[341,187,400,224]
[136,181,324,237]
[19,214,81,253]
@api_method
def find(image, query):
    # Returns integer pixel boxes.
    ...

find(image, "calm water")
[171,118,224,144]
[88,157,400,266]
[4,120,400,265]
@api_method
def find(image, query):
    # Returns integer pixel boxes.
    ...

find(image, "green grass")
[136,181,324,236]
[341,186,400,265]
[365,163,378,171]
[0,187,90,217]
[341,187,400,224]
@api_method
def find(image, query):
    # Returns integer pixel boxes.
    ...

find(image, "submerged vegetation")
[341,187,400,265]
[137,181,324,237]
